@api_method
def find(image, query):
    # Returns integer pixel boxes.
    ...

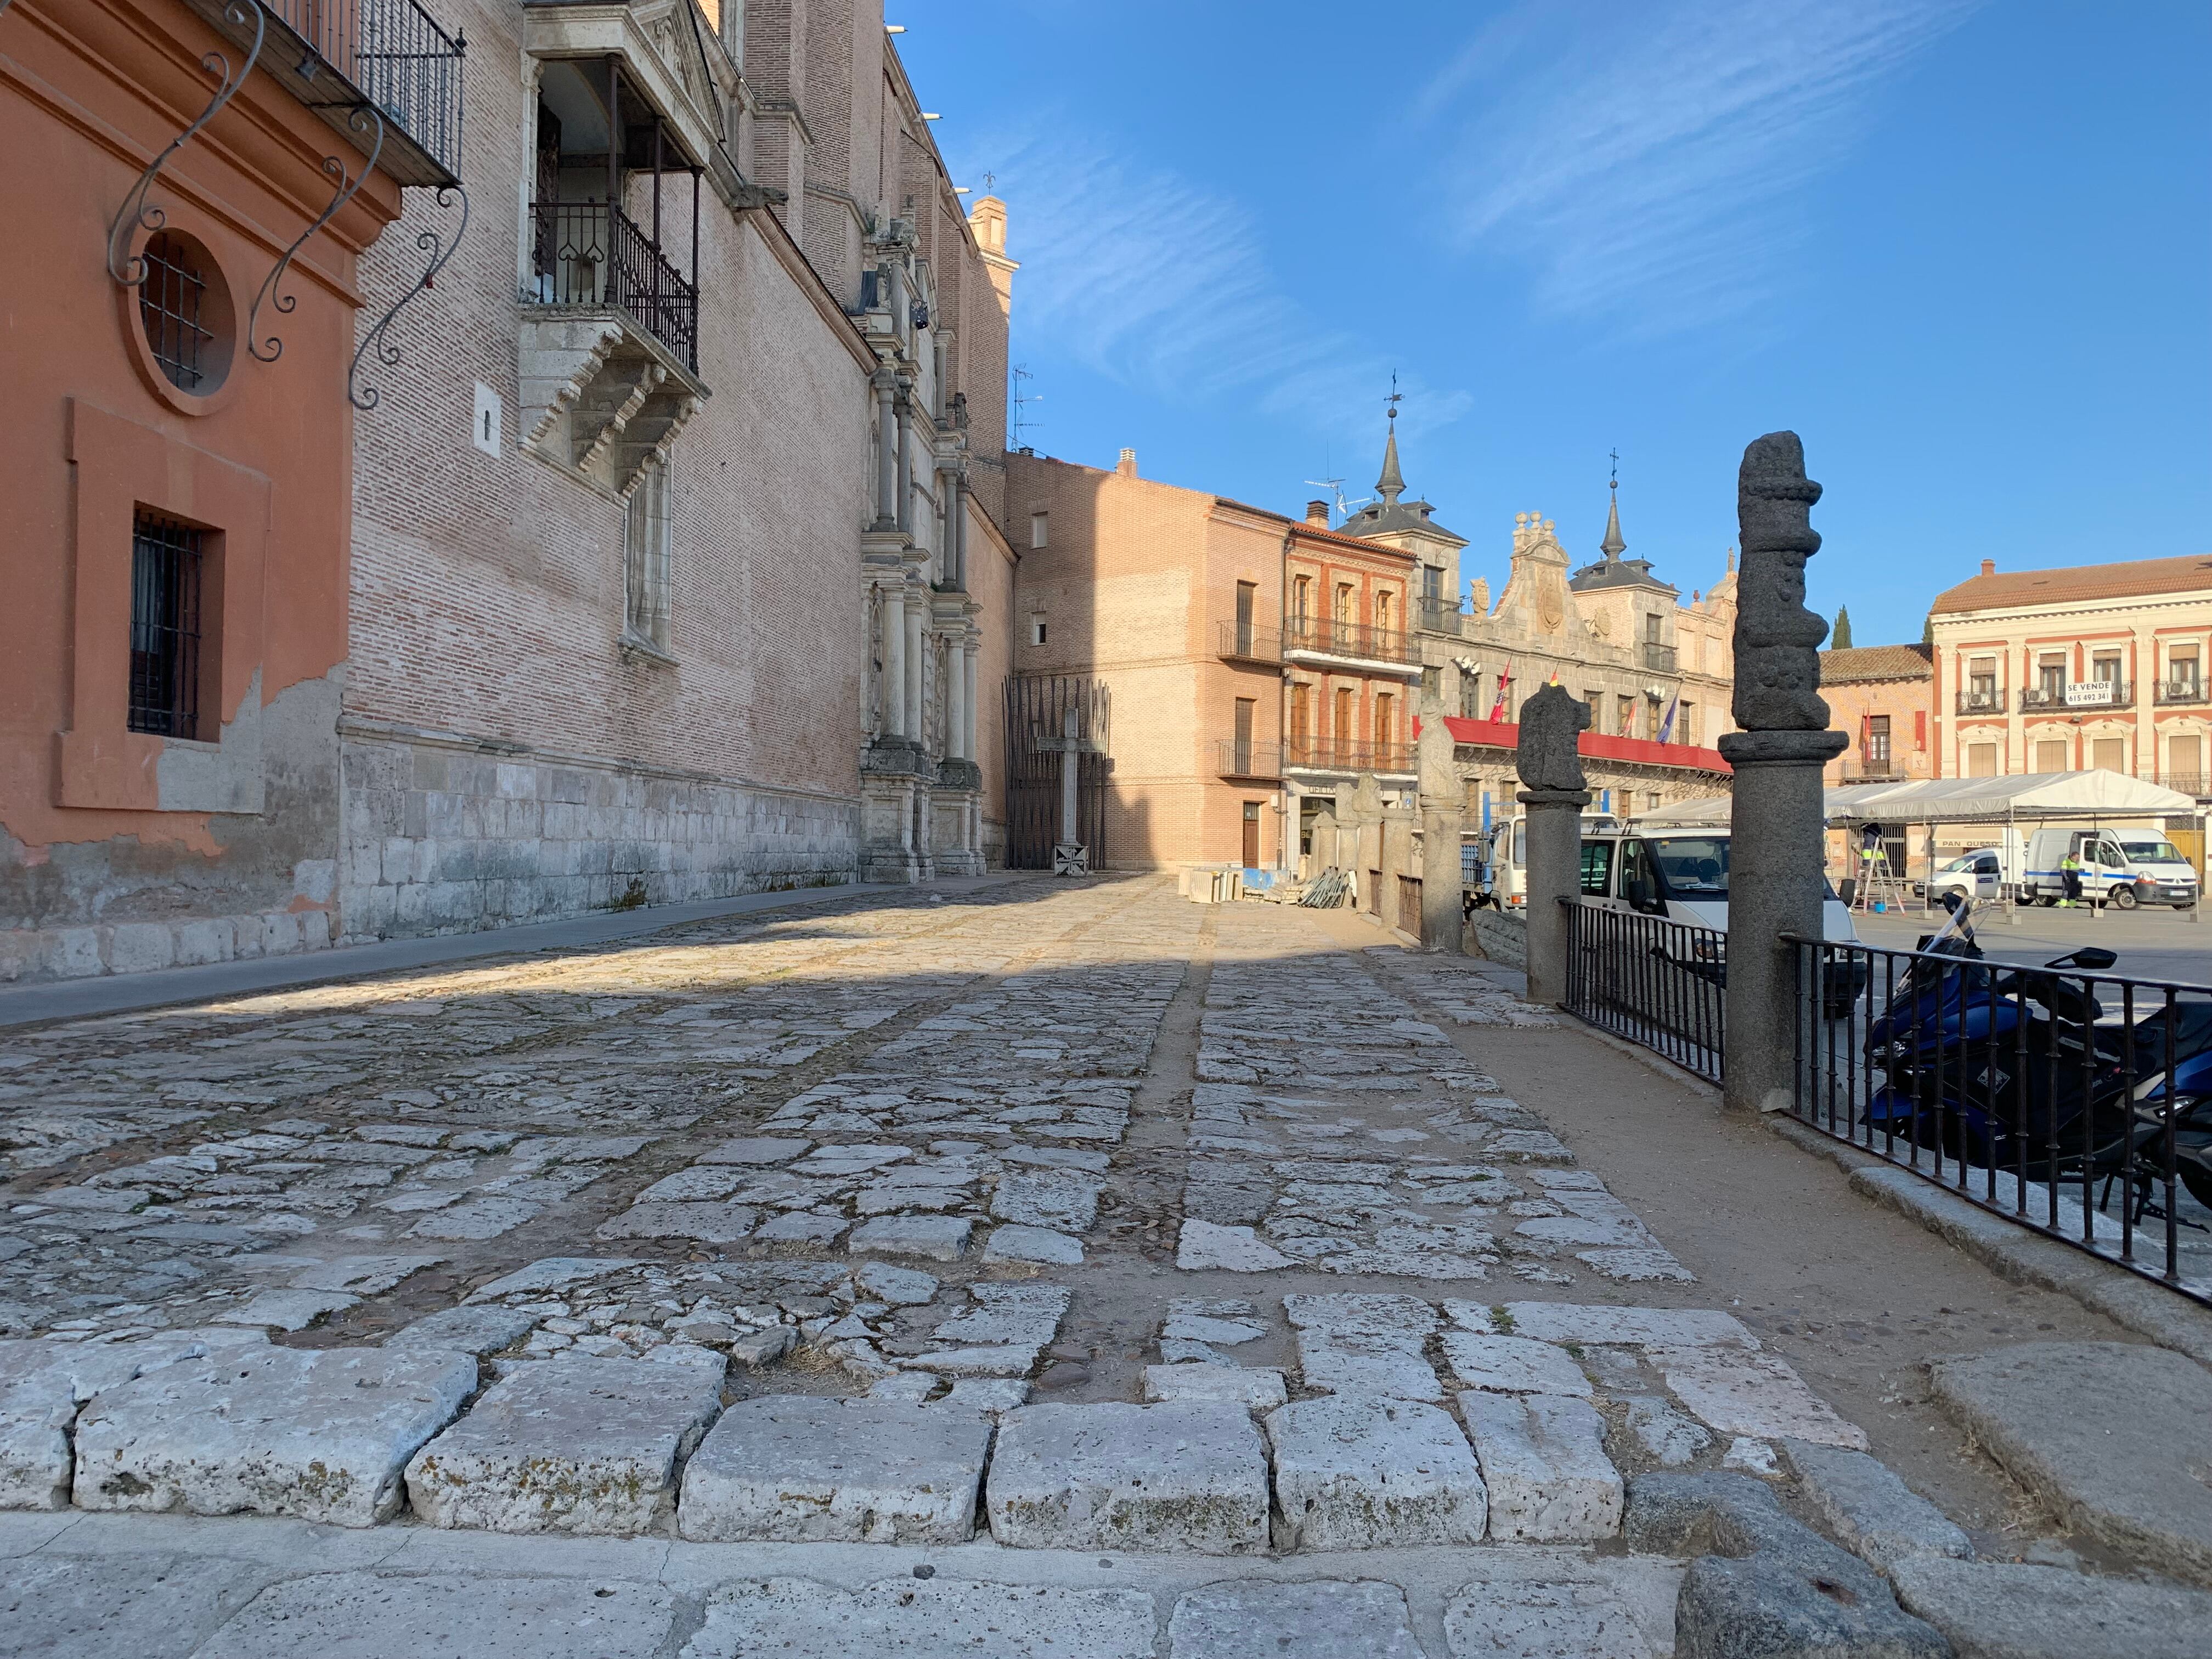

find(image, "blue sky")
[902,0,2210,647]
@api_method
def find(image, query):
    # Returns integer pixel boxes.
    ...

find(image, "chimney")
[1306,500,1329,526]
[1980,559,1996,576]
[1116,448,1137,478]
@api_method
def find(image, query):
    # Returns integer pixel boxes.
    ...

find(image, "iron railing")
[2156,680,2209,707]
[1003,675,1109,870]
[1215,620,1282,663]
[1641,641,1678,673]
[1788,930,2211,1306]
[1283,737,1417,775]
[1285,617,1420,666]
[1216,740,1282,780]
[529,200,698,372]
[1839,755,1908,782]
[1562,899,1726,1083]
[2155,771,2209,799]
[267,0,465,176]
[1955,687,2006,715]
[2019,684,2066,712]
[1415,598,1471,636]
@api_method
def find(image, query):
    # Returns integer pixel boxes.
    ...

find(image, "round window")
[137,230,235,397]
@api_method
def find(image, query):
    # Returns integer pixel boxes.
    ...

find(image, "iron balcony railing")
[1787,928,2212,1306]
[1216,740,1282,780]
[265,0,465,177]
[1839,754,1907,783]
[1215,620,1283,663]
[2155,772,2209,799]
[530,200,698,373]
[1561,899,1726,1083]
[1415,597,1470,637]
[1640,641,1678,673]
[1285,617,1421,667]
[1283,737,1416,775]
[1955,687,2006,715]
[2157,680,2209,707]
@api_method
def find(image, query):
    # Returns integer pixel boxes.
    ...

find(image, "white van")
[2021,827,2199,910]
[1925,848,2005,908]
[1577,827,1864,945]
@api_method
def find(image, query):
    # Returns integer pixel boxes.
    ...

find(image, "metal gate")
[1004,676,1110,870]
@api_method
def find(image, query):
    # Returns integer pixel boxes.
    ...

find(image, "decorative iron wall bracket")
[248,104,383,362]
[348,183,469,411]
[107,0,266,287]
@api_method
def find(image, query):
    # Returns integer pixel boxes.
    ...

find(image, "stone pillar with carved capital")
[1515,683,1592,1006]
[904,583,925,747]
[895,385,915,538]
[1721,431,1849,1114]
[962,640,979,764]
[872,372,898,532]
[879,583,906,741]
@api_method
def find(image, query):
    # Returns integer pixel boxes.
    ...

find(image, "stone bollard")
[1419,699,1466,953]
[1720,433,1847,1115]
[1515,685,1592,1007]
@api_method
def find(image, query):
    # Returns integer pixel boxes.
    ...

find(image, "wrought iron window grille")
[138,234,217,391]
[129,512,206,739]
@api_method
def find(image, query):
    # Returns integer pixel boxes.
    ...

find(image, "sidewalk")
[2,876,2208,1656]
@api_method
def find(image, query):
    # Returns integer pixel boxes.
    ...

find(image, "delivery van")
[2021,827,2199,910]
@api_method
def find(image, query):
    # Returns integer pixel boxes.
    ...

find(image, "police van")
[2021,827,2199,910]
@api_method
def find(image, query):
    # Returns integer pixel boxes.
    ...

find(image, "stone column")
[879,584,906,740]
[904,584,925,748]
[895,385,915,537]
[945,634,966,761]
[962,640,979,763]
[872,373,898,531]
[950,470,968,591]
[1419,697,1465,952]
[1721,432,1849,1115]
[1514,683,1593,1007]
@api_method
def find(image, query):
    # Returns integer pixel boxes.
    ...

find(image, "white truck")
[2019,826,2199,910]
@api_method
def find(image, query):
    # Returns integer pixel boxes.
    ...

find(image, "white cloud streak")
[1419,0,1980,334]
[951,125,1472,441]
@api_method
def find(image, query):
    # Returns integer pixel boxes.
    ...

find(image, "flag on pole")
[1547,667,1561,686]
[1488,662,1513,723]
[1657,692,1680,743]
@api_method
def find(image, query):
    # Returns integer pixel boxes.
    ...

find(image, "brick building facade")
[2,0,1016,979]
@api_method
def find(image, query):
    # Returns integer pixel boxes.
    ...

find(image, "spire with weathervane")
[1375,375,1406,506]
[1599,448,1626,561]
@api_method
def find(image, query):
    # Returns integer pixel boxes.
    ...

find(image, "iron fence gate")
[1004,676,1110,871]
[1562,899,1727,1083]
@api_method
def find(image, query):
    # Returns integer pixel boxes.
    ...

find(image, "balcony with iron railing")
[187,0,466,186]
[2157,679,2208,707]
[1955,687,2007,716]
[1284,617,1421,668]
[2156,772,2210,799]
[1283,736,1418,775]
[2019,684,2066,712]
[530,200,698,373]
[1839,752,1908,782]
[1215,620,1283,665]
[1640,641,1677,673]
[1414,597,1471,637]
[1216,740,1283,781]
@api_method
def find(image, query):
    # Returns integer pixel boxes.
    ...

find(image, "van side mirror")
[1626,877,1662,915]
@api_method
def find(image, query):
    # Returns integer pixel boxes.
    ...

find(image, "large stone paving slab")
[1167,1579,1425,1657]
[405,1352,724,1534]
[1265,1396,1488,1551]
[678,1395,993,1543]
[681,1578,1157,1659]
[0,1551,273,1659]
[195,1572,679,1659]
[1459,1391,1623,1544]
[1442,1578,1651,1659]
[71,1345,475,1525]
[986,1400,1270,1554]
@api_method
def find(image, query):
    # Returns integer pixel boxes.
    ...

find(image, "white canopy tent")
[1637,771,2205,918]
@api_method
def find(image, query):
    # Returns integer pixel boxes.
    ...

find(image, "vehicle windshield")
[1649,835,1730,897]
[2119,838,2190,866]
[1940,854,1975,872]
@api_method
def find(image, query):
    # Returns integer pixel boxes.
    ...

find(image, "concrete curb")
[1765,1114,2212,1371]
[0,874,1033,1029]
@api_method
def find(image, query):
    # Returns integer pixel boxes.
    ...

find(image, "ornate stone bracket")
[516,308,705,496]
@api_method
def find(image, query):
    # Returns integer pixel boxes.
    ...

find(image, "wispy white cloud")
[951,124,1471,442]
[1418,0,1980,334]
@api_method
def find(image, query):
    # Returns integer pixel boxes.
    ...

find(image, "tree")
[1832,606,1854,650]
[1921,613,1934,647]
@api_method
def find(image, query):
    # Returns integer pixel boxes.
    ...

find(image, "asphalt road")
[1855,899,2212,988]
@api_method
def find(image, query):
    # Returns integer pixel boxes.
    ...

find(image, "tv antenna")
[1011,364,1042,447]
[1303,474,1368,525]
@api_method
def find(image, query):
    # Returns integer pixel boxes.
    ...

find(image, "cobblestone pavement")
[0,877,2008,1655]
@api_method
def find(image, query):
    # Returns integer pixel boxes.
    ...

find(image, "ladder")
[1852,841,1914,913]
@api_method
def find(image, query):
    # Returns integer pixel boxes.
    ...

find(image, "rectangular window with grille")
[624,457,672,650]
[129,510,204,738]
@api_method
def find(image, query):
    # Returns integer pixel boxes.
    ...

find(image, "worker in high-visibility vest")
[2059,849,2084,908]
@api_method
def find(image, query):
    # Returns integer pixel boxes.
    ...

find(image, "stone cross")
[1040,704,1098,876]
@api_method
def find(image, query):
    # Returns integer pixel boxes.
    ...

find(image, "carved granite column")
[1720,432,1848,1114]
[1515,684,1592,1006]
[904,582,925,747]
[895,382,915,538]
[1419,691,1465,952]
[962,639,979,763]
[872,371,899,531]
[879,583,906,741]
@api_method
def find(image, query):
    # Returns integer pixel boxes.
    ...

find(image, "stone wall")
[1469,907,1527,968]
[337,723,858,943]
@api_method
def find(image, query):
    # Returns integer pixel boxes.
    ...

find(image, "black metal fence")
[1003,676,1109,870]
[269,0,466,176]
[1562,900,1726,1082]
[1788,930,2212,1305]
[529,201,698,372]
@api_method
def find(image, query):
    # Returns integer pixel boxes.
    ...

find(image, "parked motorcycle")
[1852,894,2212,1231]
